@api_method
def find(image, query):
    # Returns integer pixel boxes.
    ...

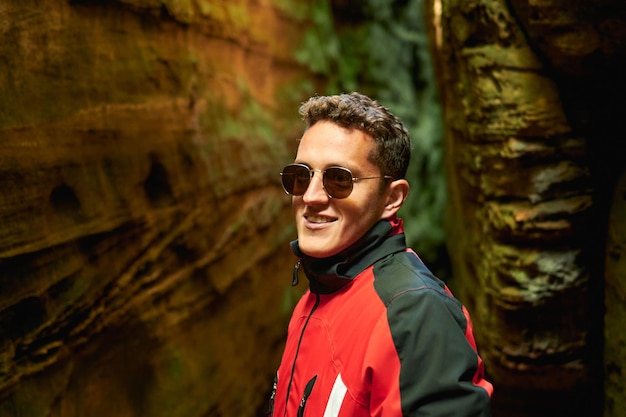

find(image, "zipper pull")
[292,259,301,286]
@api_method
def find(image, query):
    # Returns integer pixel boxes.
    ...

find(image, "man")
[268,92,493,417]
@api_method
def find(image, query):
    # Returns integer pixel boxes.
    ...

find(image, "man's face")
[292,121,392,258]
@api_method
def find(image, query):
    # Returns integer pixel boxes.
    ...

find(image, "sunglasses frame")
[280,163,393,199]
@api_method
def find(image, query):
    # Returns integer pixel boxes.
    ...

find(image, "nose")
[302,169,330,203]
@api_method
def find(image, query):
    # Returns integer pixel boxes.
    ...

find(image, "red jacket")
[269,218,493,417]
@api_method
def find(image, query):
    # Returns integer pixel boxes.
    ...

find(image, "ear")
[381,179,410,219]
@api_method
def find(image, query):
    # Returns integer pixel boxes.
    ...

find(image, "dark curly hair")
[299,92,412,180]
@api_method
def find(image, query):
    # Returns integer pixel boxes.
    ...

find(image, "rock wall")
[605,169,626,417]
[425,0,626,415]
[0,1,311,416]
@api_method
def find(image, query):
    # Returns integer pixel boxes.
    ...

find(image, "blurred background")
[1,0,624,416]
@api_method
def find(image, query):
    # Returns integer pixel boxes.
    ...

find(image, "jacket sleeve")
[375,286,492,417]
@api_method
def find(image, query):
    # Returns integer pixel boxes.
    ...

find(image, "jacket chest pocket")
[297,375,318,417]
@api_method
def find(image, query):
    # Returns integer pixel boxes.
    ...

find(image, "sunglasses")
[280,163,393,199]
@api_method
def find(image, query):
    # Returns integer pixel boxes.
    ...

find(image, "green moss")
[273,0,310,20]
[198,79,280,149]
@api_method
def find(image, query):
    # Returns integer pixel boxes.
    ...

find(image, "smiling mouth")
[305,215,336,224]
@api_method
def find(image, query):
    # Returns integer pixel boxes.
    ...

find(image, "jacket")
[268,217,493,417]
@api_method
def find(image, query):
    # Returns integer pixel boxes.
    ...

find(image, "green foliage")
[295,0,447,267]
[293,0,340,79]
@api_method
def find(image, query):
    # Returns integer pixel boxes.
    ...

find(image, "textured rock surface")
[425,0,626,415]
[0,1,311,416]
[604,169,626,417]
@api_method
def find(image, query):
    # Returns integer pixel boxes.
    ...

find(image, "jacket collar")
[290,217,407,294]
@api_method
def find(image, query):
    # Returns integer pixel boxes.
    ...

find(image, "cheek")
[292,197,305,213]
[340,199,384,232]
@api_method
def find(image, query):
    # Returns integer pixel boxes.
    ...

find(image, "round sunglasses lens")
[324,168,353,199]
[281,165,311,195]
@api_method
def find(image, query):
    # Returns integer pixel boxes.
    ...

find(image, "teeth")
[307,216,333,223]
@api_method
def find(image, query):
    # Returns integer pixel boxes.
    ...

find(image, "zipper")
[297,375,318,417]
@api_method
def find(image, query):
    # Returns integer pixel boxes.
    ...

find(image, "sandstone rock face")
[0,1,310,416]
[425,0,626,415]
